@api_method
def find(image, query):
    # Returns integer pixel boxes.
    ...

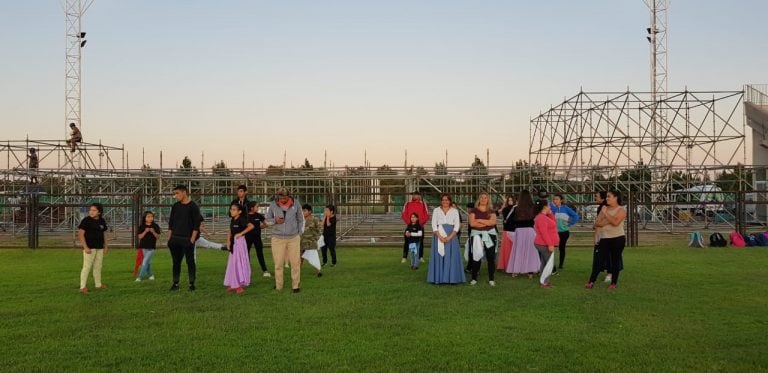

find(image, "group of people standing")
[75,186,626,294]
[77,185,338,295]
[402,189,627,290]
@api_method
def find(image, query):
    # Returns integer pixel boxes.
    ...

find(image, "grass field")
[1,245,767,371]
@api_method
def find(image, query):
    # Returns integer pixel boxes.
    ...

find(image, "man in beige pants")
[265,188,305,293]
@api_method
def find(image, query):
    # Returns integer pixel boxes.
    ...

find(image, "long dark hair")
[141,211,154,225]
[514,190,535,220]
[608,190,624,206]
[409,212,421,226]
[230,203,244,218]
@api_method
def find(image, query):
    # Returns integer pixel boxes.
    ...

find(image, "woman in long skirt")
[497,196,516,271]
[427,193,466,284]
[506,190,541,278]
[224,203,254,294]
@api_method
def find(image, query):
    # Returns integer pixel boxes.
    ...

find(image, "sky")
[1,0,766,170]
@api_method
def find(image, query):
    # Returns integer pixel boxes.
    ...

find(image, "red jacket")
[401,200,430,225]
[534,212,560,248]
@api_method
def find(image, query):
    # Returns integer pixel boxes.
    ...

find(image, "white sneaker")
[604,274,612,283]
[400,258,406,264]
[135,278,141,282]
[420,258,425,263]
[489,281,496,287]
[149,276,155,281]
[470,280,477,285]
[262,272,271,278]
[285,264,290,269]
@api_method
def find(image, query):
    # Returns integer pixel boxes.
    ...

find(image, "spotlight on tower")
[80,40,87,48]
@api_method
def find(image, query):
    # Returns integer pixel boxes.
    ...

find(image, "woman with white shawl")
[427,193,466,284]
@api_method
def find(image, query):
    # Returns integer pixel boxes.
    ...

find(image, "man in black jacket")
[167,185,203,291]
[231,185,249,212]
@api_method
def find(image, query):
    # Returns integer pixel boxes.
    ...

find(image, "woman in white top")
[426,193,466,284]
[586,190,627,290]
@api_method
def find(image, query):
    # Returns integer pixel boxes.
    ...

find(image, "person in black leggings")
[246,201,270,277]
[468,192,498,286]
[586,190,627,290]
[322,205,337,267]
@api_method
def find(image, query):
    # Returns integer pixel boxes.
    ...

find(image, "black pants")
[469,234,497,281]
[246,236,268,272]
[322,233,337,265]
[535,244,553,283]
[589,236,625,285]
[557,231,570,269]
[169,236,196,285]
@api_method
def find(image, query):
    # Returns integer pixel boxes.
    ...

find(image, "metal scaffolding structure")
[528,88,751,231]
[1,157,764,248]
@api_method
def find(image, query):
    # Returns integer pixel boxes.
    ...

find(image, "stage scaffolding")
[1,89,765,248]
[528,89,756,232]
[1,159,763,248]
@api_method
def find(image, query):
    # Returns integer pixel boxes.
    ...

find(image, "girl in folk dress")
[506,190,541,278]
[224,203,255,294]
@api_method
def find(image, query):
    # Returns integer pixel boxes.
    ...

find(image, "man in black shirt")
[231,185,250,213]
[167,185,203,291]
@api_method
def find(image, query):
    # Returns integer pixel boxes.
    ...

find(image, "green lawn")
[0,245,766,371]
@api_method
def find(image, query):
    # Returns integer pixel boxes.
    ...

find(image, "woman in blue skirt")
[427,193,466,284]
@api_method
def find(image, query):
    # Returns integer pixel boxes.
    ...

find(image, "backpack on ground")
[755,232,768,247]
[709,232,727,247]
[729,231,746,248]
[688,232,704,248]
[745,234,758,247]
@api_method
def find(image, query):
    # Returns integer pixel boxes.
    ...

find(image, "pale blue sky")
[1,1,766,169]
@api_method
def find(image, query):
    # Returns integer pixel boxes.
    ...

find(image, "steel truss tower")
[63,0,93,135]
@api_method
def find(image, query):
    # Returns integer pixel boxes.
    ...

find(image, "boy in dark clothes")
[167,185,203,291]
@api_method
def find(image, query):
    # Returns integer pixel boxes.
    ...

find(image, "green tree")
[715,165,753,192]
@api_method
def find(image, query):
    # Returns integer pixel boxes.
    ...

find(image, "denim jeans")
[138,249,155,279]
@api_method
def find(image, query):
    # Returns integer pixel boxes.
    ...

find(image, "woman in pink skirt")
[224,203,254,294]
[506,190,541,278]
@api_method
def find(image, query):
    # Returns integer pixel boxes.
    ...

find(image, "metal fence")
[2,175,766,248]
